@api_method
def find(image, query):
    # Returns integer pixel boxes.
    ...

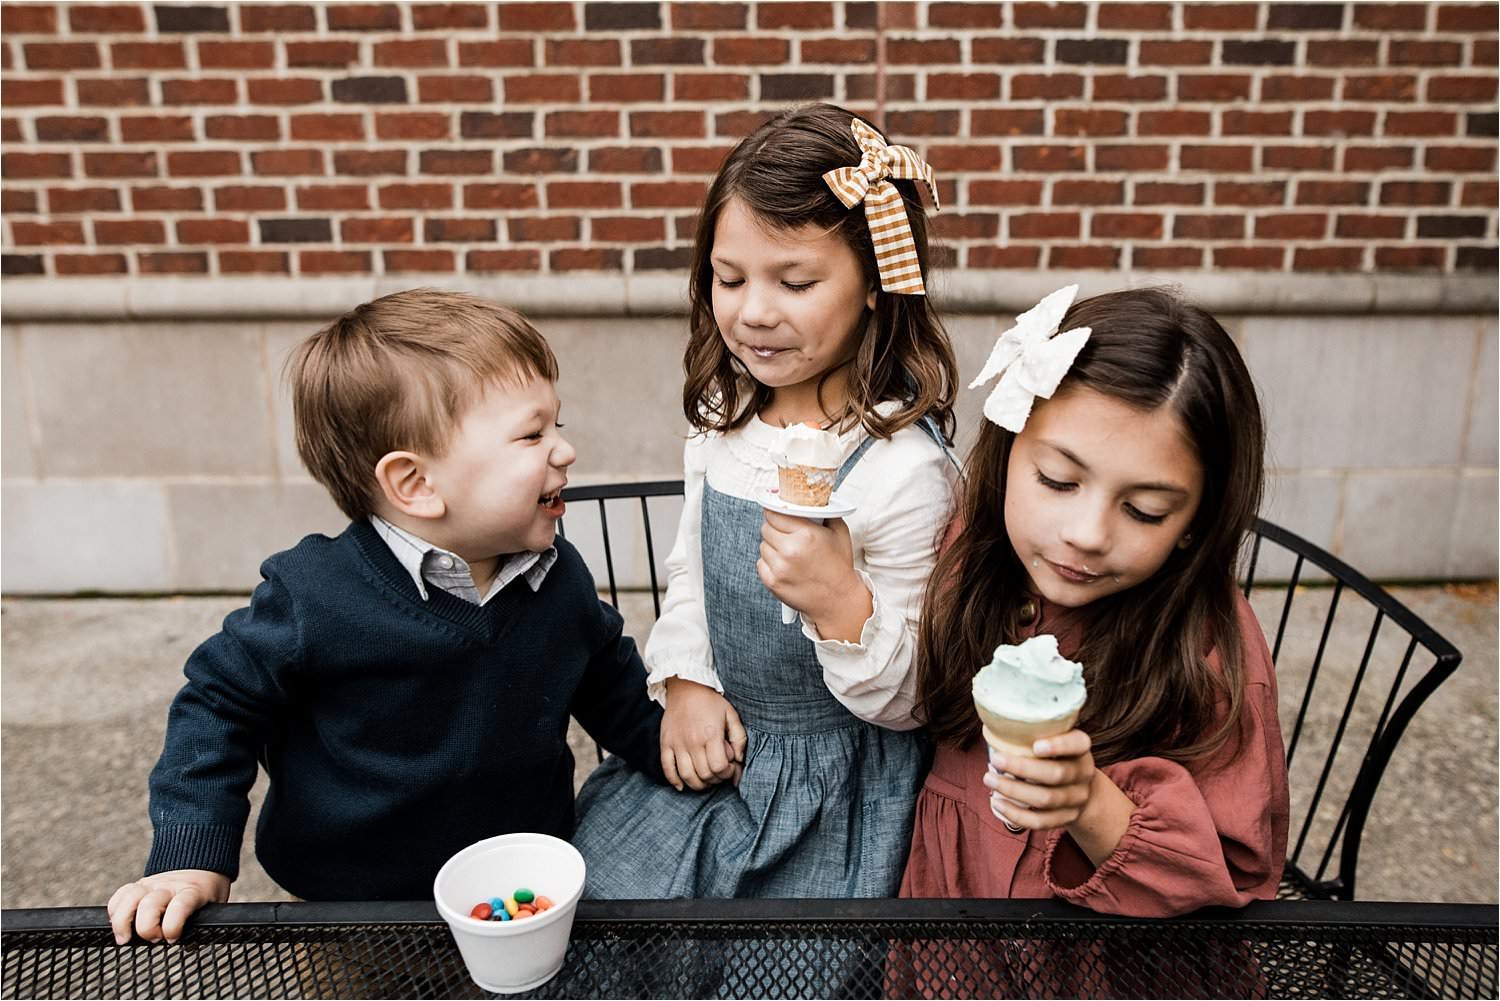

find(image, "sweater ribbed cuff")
[145,824,242,881]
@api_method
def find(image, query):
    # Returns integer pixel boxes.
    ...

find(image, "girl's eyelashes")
[1037,467,1170,525]
[1035,470,1074,492]
[713,276,816,292]
[1125,504,1168,525]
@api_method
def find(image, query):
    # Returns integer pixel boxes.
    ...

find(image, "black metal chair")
[1241,519,1463,900]
[559,481,1465,902]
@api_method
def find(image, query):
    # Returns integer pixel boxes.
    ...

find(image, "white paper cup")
[432,833,586,994]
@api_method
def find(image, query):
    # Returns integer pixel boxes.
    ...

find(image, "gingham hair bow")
[969,284,1092,433]
[822,118,939,296]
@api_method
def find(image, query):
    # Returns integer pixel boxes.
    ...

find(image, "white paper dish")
[760,490,857,519]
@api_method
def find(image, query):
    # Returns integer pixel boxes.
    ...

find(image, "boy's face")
[424,376,576,560]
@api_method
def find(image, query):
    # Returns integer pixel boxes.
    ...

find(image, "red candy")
[469,902,493,920]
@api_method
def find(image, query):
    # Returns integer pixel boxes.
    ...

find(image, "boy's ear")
[374,451,446,521]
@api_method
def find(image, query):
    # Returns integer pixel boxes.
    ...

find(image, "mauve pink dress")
[900,589,1290,917]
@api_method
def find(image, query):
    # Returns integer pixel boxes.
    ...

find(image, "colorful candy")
[469,887,551,921]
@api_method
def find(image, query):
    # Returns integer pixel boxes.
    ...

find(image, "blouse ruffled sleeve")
[1041,592,1290,917]
[807,430,959,730]
[642,435,721,705]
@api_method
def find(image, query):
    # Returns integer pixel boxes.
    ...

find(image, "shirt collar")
[368,515,556,604]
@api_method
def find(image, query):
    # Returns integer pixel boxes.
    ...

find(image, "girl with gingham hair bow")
[573,104,961,904]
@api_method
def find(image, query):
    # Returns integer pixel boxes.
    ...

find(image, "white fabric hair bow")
[968,284,1092,433]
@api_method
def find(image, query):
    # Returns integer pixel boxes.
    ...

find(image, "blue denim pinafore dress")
[572,433,931,898]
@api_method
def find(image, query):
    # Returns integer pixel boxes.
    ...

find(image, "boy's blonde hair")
[287,288,559,520]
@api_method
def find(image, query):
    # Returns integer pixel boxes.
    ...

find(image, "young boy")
[108,289,666,945]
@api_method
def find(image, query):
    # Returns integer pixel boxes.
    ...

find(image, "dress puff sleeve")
[1041,591,1291,917]
[642,435,720,705]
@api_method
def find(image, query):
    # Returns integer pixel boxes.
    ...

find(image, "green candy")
[514,887,535,904]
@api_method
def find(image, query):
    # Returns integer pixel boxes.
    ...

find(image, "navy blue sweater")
[145,519,665,900]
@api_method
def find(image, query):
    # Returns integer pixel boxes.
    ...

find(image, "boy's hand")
[107,869,230,945]
[757,511,871,642]
[661,677,747,792]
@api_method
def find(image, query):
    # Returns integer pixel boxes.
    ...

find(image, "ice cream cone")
[977,708,1080,759]
[776,464,836,506]
[770,422,842,507]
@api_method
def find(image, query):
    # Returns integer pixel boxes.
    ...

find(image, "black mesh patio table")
[4,898,1495,999]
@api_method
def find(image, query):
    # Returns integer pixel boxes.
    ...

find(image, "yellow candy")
[504,896,519,917]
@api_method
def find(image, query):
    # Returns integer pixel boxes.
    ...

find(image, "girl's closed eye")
[1124,503,1168,525]
[714,275,744,289]
[782,280,817,292]
[1036,469,1075,492]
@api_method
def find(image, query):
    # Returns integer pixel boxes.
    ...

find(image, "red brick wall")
[2,1,1495,279]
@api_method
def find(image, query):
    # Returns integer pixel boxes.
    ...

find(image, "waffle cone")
[776,464,836,506]
[975,703,1079,758]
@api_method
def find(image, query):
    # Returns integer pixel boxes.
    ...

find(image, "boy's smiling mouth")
[538,489,565,516]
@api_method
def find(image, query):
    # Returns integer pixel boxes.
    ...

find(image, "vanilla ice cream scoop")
[972,634,1086,757]
[769,422,843,469]
[769,422,843,506]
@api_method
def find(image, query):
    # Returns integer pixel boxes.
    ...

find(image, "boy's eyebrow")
[1038,440,1189,495]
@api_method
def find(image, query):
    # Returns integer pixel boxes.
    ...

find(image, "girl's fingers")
[662,747,684,791]
[990,752,1082,787]
[1032,729,1091,758]
[756,556,776,591]
[703,738,732,779]
[687,745,716,790]
[761,509,799,533]
[986,768,1087,812]
[724,709,748,762]
[989,794,1077,831]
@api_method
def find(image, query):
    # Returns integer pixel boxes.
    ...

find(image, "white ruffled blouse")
[643,408,960,730]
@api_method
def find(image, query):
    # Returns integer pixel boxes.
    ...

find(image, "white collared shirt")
[369,516,556,605]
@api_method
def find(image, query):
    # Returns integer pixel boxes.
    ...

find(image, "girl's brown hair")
[682,103,957,442]
[916,287,1265,766]
[287,288,558,521]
